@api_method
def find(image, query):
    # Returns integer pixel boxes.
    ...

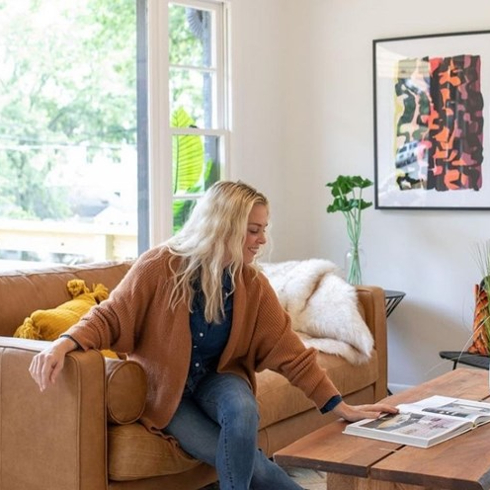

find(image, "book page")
[350,411,467,440]
[397,396,490,425]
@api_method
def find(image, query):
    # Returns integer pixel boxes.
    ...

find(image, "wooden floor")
[199,466,326,489]
[286,466,326,489]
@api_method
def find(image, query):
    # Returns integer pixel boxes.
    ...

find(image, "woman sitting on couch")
[29,180,396,490]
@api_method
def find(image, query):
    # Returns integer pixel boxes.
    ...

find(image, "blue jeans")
[164,372,304,490]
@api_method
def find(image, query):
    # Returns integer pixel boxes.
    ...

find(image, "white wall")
[230,0,490,391]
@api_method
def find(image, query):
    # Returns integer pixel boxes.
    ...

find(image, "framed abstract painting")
[373,30,490,210]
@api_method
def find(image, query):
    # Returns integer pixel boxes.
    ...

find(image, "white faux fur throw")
[260,259,374,364]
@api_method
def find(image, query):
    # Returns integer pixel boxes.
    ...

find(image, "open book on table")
[343,395,490,448]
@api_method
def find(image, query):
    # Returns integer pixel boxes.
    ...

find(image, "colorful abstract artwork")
[374,31,490,209]
[394,55,483,192]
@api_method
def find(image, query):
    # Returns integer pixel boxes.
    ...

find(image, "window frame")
[145,0,231,248]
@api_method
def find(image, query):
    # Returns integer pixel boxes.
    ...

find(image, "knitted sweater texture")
[66,246,339,432]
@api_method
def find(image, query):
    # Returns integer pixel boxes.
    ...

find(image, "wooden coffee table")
[274,369,490,489]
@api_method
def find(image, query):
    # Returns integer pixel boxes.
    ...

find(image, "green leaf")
[350,175,373,189]
[325,174,373,213]
[358,200,373,210]
[171,107,204,193]
[173,199,196,233]
[327,196,350,213]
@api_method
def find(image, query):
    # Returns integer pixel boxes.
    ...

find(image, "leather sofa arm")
[0,337,107,490]
[355,286,388,401]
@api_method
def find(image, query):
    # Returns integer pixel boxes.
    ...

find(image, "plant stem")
[346,244,362,285]
[344,188,364,284]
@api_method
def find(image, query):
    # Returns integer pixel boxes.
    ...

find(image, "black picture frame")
[373,30,490,210]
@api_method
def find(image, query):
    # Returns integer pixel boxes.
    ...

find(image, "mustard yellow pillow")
[14,279,117,358]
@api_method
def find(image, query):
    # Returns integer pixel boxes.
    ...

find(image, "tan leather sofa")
[0,261,387,490]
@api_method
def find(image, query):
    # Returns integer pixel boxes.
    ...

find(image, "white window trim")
[147,0,231,247]
[147,0,172,245]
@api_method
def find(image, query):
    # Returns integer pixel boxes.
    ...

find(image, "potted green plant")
[326,175,373,285]
[472,241,490,354]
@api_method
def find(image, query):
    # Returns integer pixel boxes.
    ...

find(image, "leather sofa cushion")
[108,423,200,481]
[106,359,147,425]
[256,349,379,429]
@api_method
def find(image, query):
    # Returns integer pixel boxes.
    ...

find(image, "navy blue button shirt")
[186,271,234,392]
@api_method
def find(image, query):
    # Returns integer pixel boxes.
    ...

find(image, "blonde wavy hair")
[165,180,269,323]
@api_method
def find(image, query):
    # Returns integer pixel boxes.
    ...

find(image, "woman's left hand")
[332,401,398,422]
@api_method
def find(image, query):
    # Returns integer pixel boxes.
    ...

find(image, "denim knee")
[223,390,259,428]
[195,373,260,431]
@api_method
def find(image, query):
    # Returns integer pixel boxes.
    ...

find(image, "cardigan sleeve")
[251,273,340,409]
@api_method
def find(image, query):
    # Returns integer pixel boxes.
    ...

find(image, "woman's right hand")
[29,337,78,392]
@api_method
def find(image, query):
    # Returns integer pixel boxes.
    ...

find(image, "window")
[0,0,230,269]
[0,0,138,268]
[146,0,230,245]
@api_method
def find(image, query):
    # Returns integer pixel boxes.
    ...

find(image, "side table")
[384,289,405,317]
[384,290,405,396]
[439,350,490,371]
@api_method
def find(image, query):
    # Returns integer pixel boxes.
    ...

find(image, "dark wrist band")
[59,334,81,349]
[320,394,343,414]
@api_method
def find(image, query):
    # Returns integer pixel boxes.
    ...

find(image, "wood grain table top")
[274,369,490,489]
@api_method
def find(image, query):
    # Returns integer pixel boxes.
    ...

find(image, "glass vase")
[345,244,365,285]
